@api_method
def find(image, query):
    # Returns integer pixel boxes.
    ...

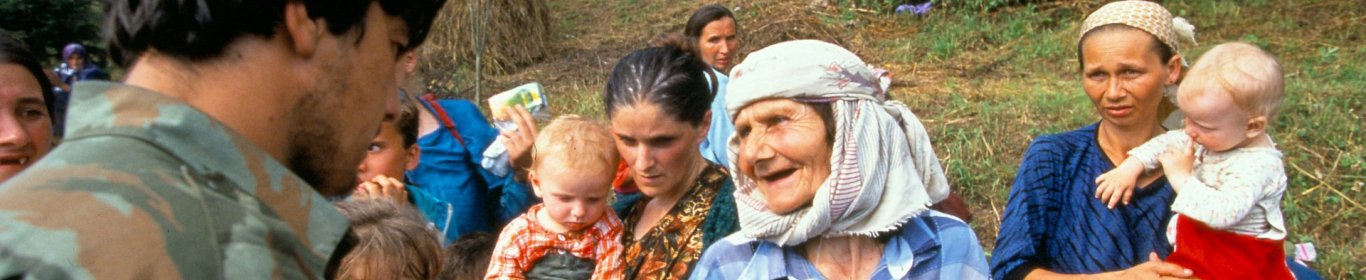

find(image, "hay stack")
[422,0,553,76]
[738,0,849,58]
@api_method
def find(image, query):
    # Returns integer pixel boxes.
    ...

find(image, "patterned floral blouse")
[612,164,738,279]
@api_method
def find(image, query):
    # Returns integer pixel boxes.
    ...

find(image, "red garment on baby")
[1166,215,1293,280]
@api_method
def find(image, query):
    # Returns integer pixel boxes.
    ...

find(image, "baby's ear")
[1246,116,1268,138]
[528,170,544,197]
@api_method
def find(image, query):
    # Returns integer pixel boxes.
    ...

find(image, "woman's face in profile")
[733,99,831,214]
[0,63,53,181]
[1079,28,1179,130]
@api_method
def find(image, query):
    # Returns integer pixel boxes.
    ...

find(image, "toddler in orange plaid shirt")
[485,115,624,280]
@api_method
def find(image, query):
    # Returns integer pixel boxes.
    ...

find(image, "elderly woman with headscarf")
[690,40,988,280]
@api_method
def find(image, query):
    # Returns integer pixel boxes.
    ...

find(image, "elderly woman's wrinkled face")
[610,102,710,199]
[1080,28,1181,130]
[733,99,831,215]
[0,63,53,181]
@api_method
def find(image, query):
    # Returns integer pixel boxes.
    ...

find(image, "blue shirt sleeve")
[991,136,1063,280]
[930,214,991,280]
[699,70,734,170]
[407,185,458,243]
[690,234,754,280]
[441,100,538,228]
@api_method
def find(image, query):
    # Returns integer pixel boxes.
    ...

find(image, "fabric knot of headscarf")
[1079,0,1198,56]
[723,40,950,246]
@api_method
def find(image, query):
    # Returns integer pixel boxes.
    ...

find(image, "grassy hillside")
[421,0,1363,278]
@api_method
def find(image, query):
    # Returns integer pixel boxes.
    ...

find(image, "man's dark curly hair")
[103,0,446,67]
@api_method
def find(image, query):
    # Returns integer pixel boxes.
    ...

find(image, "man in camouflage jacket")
[0,0,445,278]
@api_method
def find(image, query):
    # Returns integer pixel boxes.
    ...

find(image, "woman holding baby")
[989,1,1202,279]
[602,40,741,279]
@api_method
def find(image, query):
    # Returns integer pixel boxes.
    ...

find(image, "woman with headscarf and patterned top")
[689,40,989,280]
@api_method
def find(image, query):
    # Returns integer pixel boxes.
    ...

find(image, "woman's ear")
[695,111,713,145]
[404,144,421,171]
[1246,116,1268,139]
[1166,55,1184,85]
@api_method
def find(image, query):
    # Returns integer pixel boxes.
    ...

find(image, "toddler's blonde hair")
[1179,42,1284,121]
[531,115,620,185]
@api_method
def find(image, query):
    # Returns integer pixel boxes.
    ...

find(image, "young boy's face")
[1178,89,1258,152]
[356,122,418,184]
[531,160,612,232]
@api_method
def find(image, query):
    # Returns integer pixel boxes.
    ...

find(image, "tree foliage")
[0,0,102,65]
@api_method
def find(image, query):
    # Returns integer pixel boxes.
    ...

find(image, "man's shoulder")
[0,137,217,278]
[9,134,184,188]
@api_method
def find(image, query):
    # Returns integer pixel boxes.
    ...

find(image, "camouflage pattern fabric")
[0,81,350,279]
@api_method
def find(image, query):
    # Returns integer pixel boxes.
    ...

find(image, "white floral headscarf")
[724,40,951,246]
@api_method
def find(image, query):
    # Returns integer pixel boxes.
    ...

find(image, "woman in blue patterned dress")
[989,1,1197,279]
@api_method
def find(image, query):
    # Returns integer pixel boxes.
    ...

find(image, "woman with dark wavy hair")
[0,34,56,182]
[604,43,739,279]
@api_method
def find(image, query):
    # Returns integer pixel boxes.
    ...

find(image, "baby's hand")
[1095,170,1137,209]
[1158,140,1197,192]
[1095,161,1144,209]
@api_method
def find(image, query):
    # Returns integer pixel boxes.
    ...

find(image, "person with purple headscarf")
[50,43,108,137]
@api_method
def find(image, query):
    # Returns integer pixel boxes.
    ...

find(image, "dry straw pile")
[736,0,849,59]
[422,0,554,76]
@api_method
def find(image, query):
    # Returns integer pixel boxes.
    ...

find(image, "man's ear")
[404,144,421,171]
[403,51,419,74]
[1246,116,1268,139]
[282,2,321,58]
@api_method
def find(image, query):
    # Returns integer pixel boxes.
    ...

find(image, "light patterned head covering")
[1080,0,1198,57]
[723,40,951,246]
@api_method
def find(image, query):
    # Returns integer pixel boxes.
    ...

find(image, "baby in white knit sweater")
[1092,40,1284,239]
[1096,42,1287,242]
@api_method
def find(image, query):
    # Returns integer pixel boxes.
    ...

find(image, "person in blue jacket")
[385,50,537,241]
[352,94,460,242]
[49,43,109,138]
[406,90,538,241]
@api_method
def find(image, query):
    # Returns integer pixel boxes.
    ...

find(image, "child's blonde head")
[1179,42,1284,121]
[531,115,620,181]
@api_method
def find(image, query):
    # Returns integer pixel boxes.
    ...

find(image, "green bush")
[0,0,103,65]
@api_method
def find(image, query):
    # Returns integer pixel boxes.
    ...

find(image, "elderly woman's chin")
[753,173,824,215]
